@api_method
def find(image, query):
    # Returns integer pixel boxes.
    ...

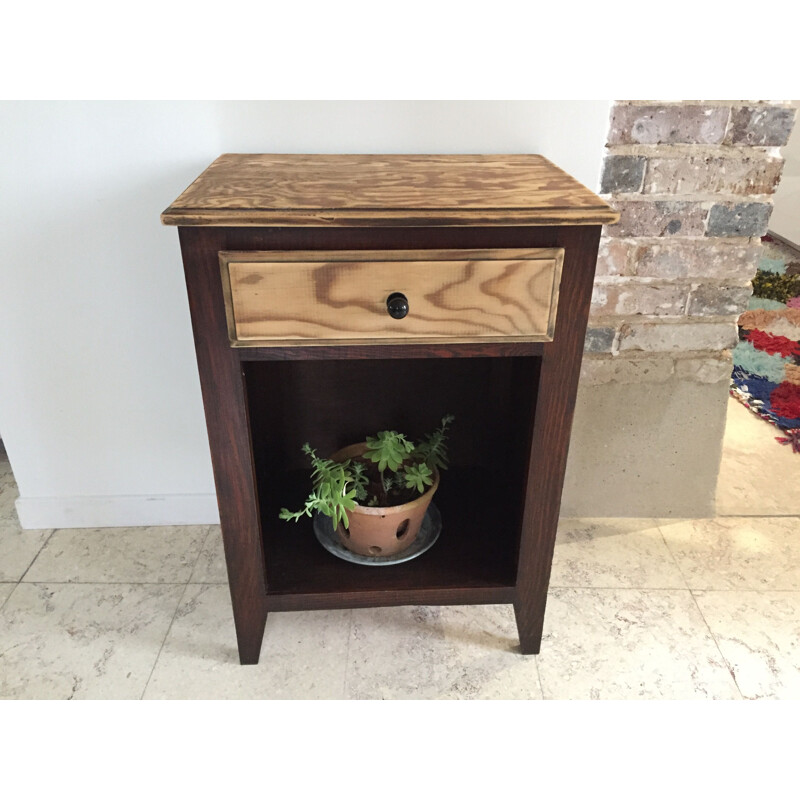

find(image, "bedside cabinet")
[162,154,618,664]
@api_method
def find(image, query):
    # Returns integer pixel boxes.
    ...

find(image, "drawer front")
[219,248,564,347]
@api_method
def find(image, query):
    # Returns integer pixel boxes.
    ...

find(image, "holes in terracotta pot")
[396,519,410,539]
[341,526,350,539]
[369,546,382,555]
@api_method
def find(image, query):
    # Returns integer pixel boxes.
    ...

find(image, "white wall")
[0,101,612,528]
[770,100,800,246]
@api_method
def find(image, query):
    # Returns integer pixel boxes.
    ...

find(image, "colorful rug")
[731,234,800,453]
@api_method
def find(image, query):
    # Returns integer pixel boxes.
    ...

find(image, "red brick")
[604,201,707,238]
[728,106,797,146]
[608,105,729,145]
[595,240,634,276]
[632,242,759,281]
[644,156,783,196]
[591,282,687,316]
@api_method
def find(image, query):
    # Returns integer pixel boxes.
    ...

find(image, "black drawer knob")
[386,292,409,319]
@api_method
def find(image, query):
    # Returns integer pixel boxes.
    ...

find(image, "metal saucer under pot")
[313,503,442,566]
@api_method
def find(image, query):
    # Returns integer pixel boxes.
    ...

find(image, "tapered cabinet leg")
[513,599,544,655]
[233,606,268,665]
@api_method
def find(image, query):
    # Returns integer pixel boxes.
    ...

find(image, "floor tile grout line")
[186,581,229,585]
[186,581,228,585]
[549,586,800,594]
[654,521,695,593]
[663,588,800,593]
[16,580,201,585]
[0,583,19,613]
[546,578,746,700]
[186,525,216,585]
[533,654,547,700]
[647,514,800,521]
[342,608,354,699]
[549,584,693,591]
[654,516,747,700]
[140,581,192,701]
[16,528,57,584]
[687,590,747,701]
[16,526,215,587]
[716,513,800,519]
[141,526,211,700]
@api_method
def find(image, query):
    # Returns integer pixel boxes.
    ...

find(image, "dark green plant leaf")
[351,461,369,502]
[364,430,414,474]
[415,414,454,472]
[403,462,434,494]
[280,415,453,528]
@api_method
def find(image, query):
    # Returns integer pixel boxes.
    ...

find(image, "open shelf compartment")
[244,355,541,610]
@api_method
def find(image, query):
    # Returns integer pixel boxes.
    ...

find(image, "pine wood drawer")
[219,248,564,347]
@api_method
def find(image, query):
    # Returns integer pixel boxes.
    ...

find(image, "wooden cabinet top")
[161,154,618,228]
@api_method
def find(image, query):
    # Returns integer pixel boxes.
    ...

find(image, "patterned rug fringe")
[776,429,800,454]
[732,235,800,454]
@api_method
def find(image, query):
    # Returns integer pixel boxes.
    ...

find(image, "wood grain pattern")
[161,154,619,227]
[221,248,563,346]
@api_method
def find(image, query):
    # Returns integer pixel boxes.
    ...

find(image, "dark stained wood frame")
[178,224,601,664]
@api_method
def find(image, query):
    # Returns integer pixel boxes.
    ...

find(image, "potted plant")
[279,415,454,558]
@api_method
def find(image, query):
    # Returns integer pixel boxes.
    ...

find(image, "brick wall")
[584,101,797,386]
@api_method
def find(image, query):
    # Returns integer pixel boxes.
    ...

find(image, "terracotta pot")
[330,442,439,557]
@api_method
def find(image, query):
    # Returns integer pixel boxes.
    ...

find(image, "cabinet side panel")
[513,225,603,653]
[178,227,268,665]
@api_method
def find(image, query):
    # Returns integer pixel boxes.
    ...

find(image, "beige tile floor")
[716,396,800,516]
[2,404,800,700]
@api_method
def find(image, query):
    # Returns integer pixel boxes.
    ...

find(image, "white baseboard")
[15,493,220,530]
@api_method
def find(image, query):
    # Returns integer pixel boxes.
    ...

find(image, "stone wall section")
[585,101,797,385]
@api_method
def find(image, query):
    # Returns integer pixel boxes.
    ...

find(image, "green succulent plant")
[279,415,454,529]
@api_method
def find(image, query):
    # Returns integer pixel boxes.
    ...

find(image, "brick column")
[562,101,797,517]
